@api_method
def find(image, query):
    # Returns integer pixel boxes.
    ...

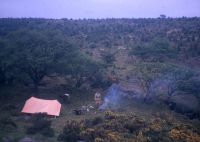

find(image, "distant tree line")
[0,17,199,59]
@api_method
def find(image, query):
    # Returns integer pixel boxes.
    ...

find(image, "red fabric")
[22,97,61,116]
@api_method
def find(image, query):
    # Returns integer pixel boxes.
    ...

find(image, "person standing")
[94,92,102,106]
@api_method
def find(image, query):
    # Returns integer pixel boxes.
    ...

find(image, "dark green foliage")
[131,62,196,97]
[92,116,104,125]
[0,18,199,91]
[177,78,200,97]
[63,54,104,88]
[58,120,84,142]
[132,38,178,62]
[0,38,19,86]
[26,113,54,137]
[0,17,200,142]
[90,71,112,89]
[0,29,76,89]
[58,118,112,142]
[0,18,199,53]
[58,111,151,142]
[0,116,17,129]
[0,92,13,101]
[160,14,167,19]
[187,42,200,56]
[0,27,105,89]
[102,52,115,64]
[124,120,145,134]
[1,104,16,111]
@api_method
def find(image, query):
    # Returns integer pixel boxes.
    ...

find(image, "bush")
[124,117,146,134]
[58,120,85,142]
[0,116,17,130]
[102,52,115,64]
[26,113,54,137]
[0,91,14,101]
[58,111,200,142]
[90,73,112,89]
[1,104,17,111]
[92,116,104,126]
[104,111,120,120]
[131,38,178,62]
[177,78,200,97]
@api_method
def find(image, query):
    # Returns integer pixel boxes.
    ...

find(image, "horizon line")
[0,16,200,20]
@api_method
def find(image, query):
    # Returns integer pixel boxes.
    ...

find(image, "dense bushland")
[0,18,200,91]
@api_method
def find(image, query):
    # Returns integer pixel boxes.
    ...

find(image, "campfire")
[99,84,126,110]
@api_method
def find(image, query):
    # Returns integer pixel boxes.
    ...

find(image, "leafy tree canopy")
[0,29,77,88]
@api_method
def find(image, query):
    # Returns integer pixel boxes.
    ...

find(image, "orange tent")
[21,97,61,116]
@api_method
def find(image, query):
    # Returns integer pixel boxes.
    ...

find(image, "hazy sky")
[0,0,200,19]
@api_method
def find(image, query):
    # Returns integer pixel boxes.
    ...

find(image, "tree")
[63,54,104,88]
[132,38,177,62]
[132,62,164,99]
[159,14,166,19]
[177,78,200,97]
[102,52,115,64]
[0,38,20,86]
[131,62,195,100]
[1,29,75,89]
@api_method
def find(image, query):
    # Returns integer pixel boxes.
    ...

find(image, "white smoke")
[99,84,126,110]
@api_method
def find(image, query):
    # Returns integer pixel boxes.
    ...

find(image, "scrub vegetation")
[0,17,200,141]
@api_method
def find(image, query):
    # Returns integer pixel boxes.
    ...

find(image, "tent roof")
[21,97,61,116]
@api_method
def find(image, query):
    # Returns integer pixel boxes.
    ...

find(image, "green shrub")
[0,116,17,130]
[104,111,120,120]
[58,120,85,142]
[124,119,145,134]
[1,104,17,111]
[92,116,104,126]
[131,38,178,62]
[26,113,54,137]
[0,91,14,101]
[102,52,115,64]
[177,78,200,97]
